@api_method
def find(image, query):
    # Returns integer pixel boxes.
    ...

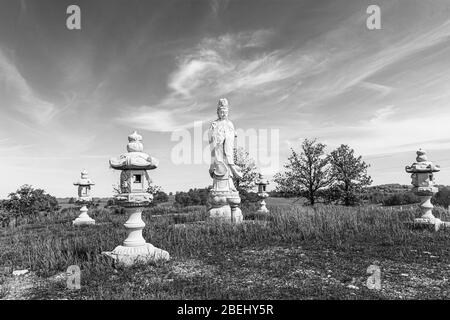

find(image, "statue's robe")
[208,118,238,191]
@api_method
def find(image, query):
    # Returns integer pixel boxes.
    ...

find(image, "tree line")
[274,139,372,206]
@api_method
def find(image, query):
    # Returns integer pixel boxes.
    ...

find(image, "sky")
[1,0,450,198]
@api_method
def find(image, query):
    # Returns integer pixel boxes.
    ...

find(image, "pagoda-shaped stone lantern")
[72,169,95,226]
[102,131,169,266]
[405,149,449,230]
[255,173,269,213]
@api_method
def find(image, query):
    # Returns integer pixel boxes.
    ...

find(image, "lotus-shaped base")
[102,243,169,267]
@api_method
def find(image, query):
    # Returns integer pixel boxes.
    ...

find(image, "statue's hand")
[229,164,243,179]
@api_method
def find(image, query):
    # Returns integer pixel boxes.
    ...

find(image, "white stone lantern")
[72,170,95,226]
[405,149,449,230]
[255,173,269,213]
[102,131,169,266]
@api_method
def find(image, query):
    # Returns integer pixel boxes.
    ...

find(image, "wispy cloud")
[0,49,58,125]
[117,29,327,132]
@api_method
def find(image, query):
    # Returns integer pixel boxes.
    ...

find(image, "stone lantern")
[405,149,449,230]
[255,173,269,213]
[72,169,95,226]
[102,131,169,266]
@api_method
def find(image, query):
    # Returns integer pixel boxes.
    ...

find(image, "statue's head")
[217,98,229,120]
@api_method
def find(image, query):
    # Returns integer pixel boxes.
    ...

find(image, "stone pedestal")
[413,193,450,231]
[102,206,169,266]
[73,205,95,226]
[209,202,243,223]
[208,187,243,223]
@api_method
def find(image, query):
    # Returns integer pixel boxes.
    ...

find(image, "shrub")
[2,185,60,223]
[433,187,450,208]
[174,188,210,207]
[240,190,260,204]
[152,191,169,205]
[381,192,421,206]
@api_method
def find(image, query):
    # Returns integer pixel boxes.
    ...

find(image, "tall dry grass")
[2,202,450,299]
[0,204,429,275]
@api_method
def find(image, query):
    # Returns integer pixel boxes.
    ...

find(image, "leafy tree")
[2,185,60,219]
[106,198,116,207]
[274,139,332,205]
[328,144,372,206]
[174,188,210,207]
[382,192,421,206]
[433,187,450,208]
[146,184,169,205]
[318,185,342,205]
[233,147,259,194]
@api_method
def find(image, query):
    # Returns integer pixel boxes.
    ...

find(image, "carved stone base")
[208,186,243,223]
[208,205,243,223]
[73,206,95,226]
[209,205,231,220]
[73,217,95,226]
[102,243,169,267]
[412,218,450,231]
[102,206,169,266]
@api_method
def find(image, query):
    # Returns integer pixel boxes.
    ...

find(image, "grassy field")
[1,198,450,300]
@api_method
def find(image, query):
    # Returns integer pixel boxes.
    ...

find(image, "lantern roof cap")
[73,169,95,186]
[405,149,440,173]
[110,131,159,170]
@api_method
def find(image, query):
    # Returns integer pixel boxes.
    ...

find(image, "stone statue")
[208,98,243,223]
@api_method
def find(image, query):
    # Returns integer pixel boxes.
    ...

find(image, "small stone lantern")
[72,170,95,226]
[102,131,169,266]
[255,173,269,213]
[405,149,449,230]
